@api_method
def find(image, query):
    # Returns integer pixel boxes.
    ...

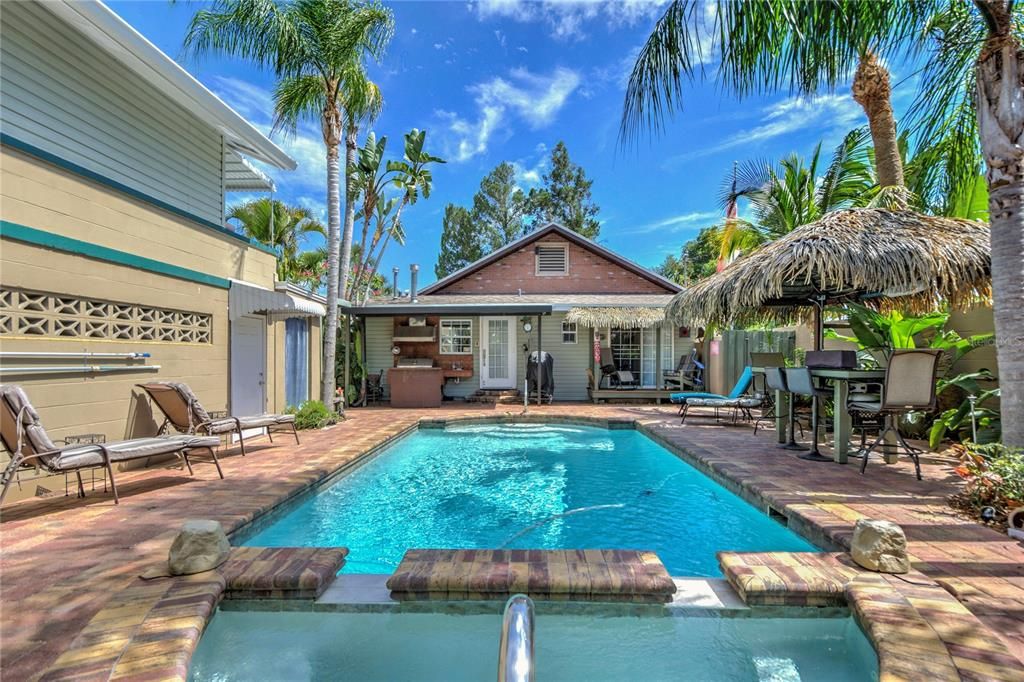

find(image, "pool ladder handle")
[498,594,535,682]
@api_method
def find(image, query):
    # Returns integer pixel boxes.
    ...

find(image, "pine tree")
[435,204,483,279]
[527,141,601,239]
[472,162,528,250]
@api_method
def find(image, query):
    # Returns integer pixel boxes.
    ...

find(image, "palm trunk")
[339,122,359,302]
[851,51,904,191]
[320,103,343,406]
[361,198,408,302]
[976,22,1024,448]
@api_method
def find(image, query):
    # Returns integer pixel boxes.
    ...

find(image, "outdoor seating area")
[2,0,1022,680]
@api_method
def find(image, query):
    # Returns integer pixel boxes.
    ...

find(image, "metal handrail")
[0,351,151,359]
[497,594,535,682]
[0,365,161,376]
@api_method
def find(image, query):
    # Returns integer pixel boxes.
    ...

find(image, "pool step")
[466,389,522,404]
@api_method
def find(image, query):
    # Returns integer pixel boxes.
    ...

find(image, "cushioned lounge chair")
[137,382,298,456]
[0,384,221,505]
[670,366,754,415]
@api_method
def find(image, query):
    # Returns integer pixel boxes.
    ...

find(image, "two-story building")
[0,0,325,498]
[358,223,690,403]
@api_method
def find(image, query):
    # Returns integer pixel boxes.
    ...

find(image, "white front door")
[231,315,267,418]
[480,316,516,389]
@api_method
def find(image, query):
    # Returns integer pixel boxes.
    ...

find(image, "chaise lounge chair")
[137,382,298,456]
[0,384,221,505]
[670,367,754,420]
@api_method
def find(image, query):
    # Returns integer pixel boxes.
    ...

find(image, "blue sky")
[110,0,920,286]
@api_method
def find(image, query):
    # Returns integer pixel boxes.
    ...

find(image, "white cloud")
[626,210,721,234]
[437,68,580,162]
[410,28,418,34]
[433,42,445,50]
[512,142,549,187]
[209,76,328,194]
[666,94,862,165]
[474,0,668,41]
[517,46,529,53]
[494,29,507,47]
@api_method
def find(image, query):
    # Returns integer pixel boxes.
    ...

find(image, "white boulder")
[850,518,909,574]
[168,519,230,575]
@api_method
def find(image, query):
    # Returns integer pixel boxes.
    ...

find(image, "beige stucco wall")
[1,147,277,286]
[0,151,321,502]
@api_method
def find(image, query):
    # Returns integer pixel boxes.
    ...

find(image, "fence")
[717,329,796,394]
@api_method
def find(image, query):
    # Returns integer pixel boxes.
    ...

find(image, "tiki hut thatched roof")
[565,306,666,329]
[667,209,991,327]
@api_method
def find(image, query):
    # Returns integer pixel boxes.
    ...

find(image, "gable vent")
[535,245,568,274]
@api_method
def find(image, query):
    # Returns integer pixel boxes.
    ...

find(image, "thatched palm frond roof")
[565,306,666,329]
[667,209,991,327]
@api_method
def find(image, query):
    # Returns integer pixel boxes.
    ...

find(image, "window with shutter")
[535,244,568,275]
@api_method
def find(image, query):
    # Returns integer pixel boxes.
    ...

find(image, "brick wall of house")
[433,235,671,295]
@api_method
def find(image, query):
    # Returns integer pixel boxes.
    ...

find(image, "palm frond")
[272,74,326,135]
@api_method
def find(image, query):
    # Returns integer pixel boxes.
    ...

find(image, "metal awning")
[229,280,326,320]
[224,149,275,192]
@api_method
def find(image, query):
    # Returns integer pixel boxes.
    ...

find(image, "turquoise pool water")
[244,423,816,575]
[189,611,878,681]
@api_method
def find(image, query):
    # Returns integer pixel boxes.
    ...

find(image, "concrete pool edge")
[38,415,1021,681]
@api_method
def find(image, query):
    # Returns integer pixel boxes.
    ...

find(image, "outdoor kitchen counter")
[388,367,444,408]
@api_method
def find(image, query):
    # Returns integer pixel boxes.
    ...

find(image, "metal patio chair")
[0,384,221,505]
[850,349,943,481]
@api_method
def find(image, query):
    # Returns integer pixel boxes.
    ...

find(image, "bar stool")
[762,367,805,448]
[784,367,832,462]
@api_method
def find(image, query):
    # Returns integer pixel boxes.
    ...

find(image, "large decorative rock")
[168,520,230,576]
[850,519,909,574]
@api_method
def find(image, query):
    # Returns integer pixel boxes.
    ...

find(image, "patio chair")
[850,349,942,481]
[757,366,805,445]
[366,372,384,405]
[671,367,754,420]
[0,384,221,505]
[663,350,704,391]
[137,382,298,456]
[680,395,764,425]
[784,368,833,461]
[598,348,618,388]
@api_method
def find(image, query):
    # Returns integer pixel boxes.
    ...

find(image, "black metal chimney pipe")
[410,264,419,303]
[392,267,400,300]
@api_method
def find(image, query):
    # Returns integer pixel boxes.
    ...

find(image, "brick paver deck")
[1,404,1022,680]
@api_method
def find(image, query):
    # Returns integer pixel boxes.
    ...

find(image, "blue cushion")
[727,367,754,399]
[669,391,726,403]
[671,366,754,404]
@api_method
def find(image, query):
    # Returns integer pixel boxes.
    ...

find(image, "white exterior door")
[480,317,516,389]
[231,315,267,418]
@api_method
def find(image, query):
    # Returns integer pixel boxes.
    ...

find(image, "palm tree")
[352,129,445,303]
[185,0,394,405]
[228,199,326,281]
[622,1,917,192]
[339,69,383,303]
[904,0,1022,445]
[292,248,328,291]
[716,129,875,261]
[973,0,1024,447]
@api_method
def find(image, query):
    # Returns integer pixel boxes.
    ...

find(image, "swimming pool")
[189,610,878,681]
[243,423,817,575]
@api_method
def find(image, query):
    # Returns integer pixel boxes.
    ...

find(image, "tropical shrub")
[951,442,1024,525]
[286,400,338,430]
[826,303,997,443]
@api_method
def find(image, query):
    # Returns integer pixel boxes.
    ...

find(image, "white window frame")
[561,320,578,344]
[439,318,473,354]
[535,242,569,276]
